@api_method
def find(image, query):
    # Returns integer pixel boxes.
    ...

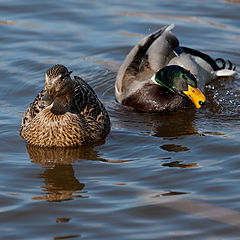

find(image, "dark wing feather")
[21,89,46,130]
[72,76,107,119]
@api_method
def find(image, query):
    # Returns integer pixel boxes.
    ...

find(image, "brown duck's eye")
[48,89,54,95]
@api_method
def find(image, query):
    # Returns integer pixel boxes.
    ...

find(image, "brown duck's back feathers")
[72,76,110,129]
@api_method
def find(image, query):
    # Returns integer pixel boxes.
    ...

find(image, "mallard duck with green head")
[20,64,110,147]
[115,24,236,112]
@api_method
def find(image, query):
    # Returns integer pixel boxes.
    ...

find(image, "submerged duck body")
[115,24,236,112]
[20,65,110,147]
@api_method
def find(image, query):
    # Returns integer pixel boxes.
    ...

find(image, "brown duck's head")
[40,64,73,106]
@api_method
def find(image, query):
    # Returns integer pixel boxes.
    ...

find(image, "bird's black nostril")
[199,101,205,106]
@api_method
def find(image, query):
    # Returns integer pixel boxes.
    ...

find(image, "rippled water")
[0,0,240,239]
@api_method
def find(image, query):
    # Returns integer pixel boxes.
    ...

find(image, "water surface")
[0,0,240,239]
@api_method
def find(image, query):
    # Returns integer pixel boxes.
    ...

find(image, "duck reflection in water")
[26,140,107,165]
[33,164,86,202]
[147,110,199,168]
[27,142,106,202]
[145,109,200,138]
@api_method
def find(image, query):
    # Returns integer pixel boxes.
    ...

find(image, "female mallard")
[20,64,110,147]
[115,24,236,112]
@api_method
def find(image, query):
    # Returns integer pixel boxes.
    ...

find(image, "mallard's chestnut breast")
[122,83,189,112]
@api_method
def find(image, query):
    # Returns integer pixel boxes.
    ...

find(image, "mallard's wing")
[116,24,178,100]
[21,90,46,130]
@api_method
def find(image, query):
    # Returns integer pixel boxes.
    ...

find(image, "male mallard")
[20,64,110,147]
[115,24,236,112]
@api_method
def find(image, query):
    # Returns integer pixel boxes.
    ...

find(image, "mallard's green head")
[154,65,205,108]
[40,64,73,106]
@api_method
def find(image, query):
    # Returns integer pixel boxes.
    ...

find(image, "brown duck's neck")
[51,94,72,115]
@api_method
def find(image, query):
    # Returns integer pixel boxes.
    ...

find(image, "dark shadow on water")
[160,144,190,152]
[26,141,108,202]
[26,140,131,201]
[112,103,202,139]
[162,161,198,168]
[32,164,86,202]
[53,234,80,240]
[149,109,201,138]
[152,191,190,198]
[26,140,108,165]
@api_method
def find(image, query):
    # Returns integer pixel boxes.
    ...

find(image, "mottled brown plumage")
[20,64,110,147]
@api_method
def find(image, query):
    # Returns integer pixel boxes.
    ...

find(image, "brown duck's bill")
[183,85,206,109]
[39,90,55,107]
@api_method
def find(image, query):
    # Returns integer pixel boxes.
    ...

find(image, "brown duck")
[20,64,110,147]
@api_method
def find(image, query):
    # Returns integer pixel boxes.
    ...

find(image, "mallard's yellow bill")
[183,85,206,109]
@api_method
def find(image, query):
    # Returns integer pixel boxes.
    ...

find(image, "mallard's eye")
[48,89,54,95]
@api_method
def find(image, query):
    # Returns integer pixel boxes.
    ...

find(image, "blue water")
[0,0,240,239]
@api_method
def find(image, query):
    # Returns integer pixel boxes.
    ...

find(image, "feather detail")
[20,65,110,147]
